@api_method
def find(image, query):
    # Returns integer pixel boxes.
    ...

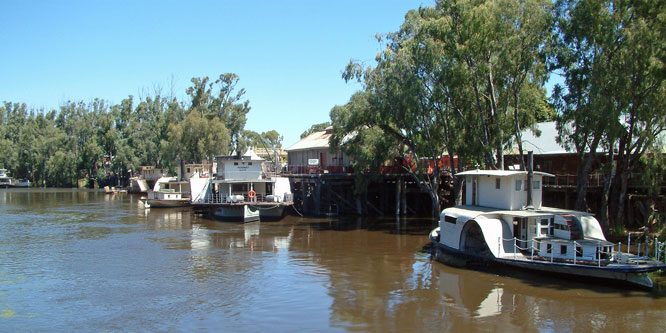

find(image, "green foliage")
[186,73,250,154]
[300,122,331,139]
[0,73,252,187]
[552,0,666,228]
[330,0,554,214]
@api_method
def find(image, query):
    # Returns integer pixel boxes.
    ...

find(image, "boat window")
[495,178,500,189]
[576,247,583,257]
[560,245,567,255]
[540,226,548,236]
[232,184,247,192]
[444,215,457,224]
[540,219,549,225]
[249,162,252,165]
[533,180,541,190]
[546,244,552,253]
[234,162,238,166]
[515,180,522,191]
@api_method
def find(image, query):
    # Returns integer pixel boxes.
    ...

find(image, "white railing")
[656,238,666,262]
[201,192,271,204]
[501,237,622,267]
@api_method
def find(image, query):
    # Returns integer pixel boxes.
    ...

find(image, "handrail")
[497,235,662,266]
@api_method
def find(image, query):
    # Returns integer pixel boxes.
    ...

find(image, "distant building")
[504,121,605,186]
[285,126,352,174]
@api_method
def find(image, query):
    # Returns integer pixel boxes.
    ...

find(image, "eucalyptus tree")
[300,122,331,139]
[553,0,666,230]
[187,73,250,154]
[0,102,26,172]
[165,111,230,165]
[261,130,283,148]
[416,0,553,170]
[331,0,553,215]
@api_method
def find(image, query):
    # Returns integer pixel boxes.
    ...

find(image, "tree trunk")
[575,137,601,211]
[615,168,630,230]
[599,152,615,233]
[574,155,592,211]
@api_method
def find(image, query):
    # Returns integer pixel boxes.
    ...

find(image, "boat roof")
[443,205,594,218]
[211,179,276,184]
[455,170,554,177]
[216,148,265,161]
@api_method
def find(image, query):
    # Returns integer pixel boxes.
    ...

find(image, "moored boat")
[191,149,293,222]
[140,176,192,208]
[430,168,666,289]
[0,169,15,188]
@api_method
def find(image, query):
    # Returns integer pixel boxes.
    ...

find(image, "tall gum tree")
[331,0,553,215]
[553,0,666,231]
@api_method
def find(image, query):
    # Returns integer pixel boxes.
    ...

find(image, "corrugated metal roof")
[285,130,332,151]
[507,121,570,155]
[455,170,555,177]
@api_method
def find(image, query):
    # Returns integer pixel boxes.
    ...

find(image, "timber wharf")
[286,172,454,217]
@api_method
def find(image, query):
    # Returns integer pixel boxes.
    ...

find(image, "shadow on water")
[295,215,437,236]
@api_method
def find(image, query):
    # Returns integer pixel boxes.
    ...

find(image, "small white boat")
[14,179,30,187]
[0,169,15,188]
[430,169,666,289]
[141,176,191,208]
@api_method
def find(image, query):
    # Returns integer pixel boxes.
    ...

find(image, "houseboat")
[140,176,192,208]
[129,166,167,193]
[0,169,14,188]
[429,169,666,289]
[190,149,293,222]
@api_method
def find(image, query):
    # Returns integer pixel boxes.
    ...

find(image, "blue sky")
[0,0,432,147]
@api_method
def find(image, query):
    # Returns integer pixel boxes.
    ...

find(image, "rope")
[291,204,304,217]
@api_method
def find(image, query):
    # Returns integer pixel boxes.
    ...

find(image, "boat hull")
[141,199,190,208]
[430,228,661,289]
[194,203,287,222]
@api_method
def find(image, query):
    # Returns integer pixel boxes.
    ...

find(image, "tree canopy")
[330,0,555,215]
[0,73,281,187]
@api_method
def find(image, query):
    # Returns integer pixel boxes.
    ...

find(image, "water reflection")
[1,190,665,331]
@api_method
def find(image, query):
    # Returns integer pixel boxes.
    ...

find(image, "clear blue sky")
[0,0,432,147]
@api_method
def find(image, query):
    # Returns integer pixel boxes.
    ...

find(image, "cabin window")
[540,227,548,236]
[444,215,457,224]
[248,162,252,166]
[546,244,552,253]
[560,245,567,255]
[234,162,238,166]
[576,247,583,257]
[515,180,522,191]
[187,168,191,173]
[495,178,501,189]
[232,184,247,192]
[549,218,554,235]
[533,180,541,190]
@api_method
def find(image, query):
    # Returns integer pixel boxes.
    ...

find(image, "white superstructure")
[430,169,665,288]
[191,148,293,222]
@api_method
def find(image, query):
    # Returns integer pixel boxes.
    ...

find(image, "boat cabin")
[215,151,264,181]
[194,149,291,204]
[150,177,191,201]
[459,170,549,210]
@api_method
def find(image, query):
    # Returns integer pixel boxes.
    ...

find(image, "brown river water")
[1,189,665,331]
